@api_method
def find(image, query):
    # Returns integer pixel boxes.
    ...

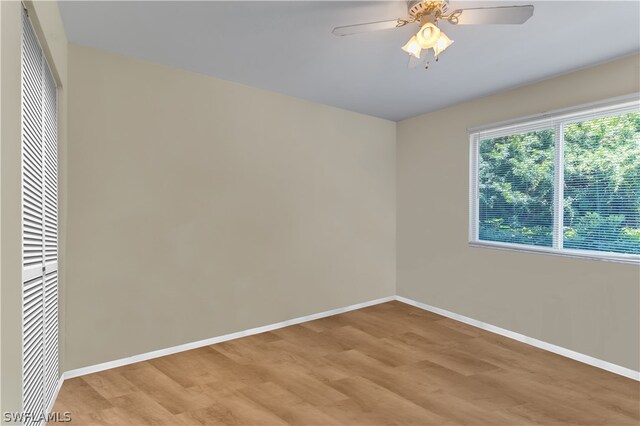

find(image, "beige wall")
[65,44,396,371]
[397,55,640,371]
[0,1,23,417]
[0,0,68,420]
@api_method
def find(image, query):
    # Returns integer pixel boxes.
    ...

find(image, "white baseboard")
[395,295,640,381]
[62,294,639,383]
[63,296,396,379]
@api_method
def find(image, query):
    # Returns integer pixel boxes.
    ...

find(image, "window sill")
[469,240,640,265]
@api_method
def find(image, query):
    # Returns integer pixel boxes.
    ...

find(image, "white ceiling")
[59,1,640,121]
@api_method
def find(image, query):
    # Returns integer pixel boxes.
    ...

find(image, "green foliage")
[563,213,635,253]
[479,112,640,255]
[479,218,552,246]
[479,129,554,247]
[622,227,640,240]
[563,112,640,254]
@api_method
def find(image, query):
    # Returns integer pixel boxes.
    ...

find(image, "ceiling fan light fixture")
[415,22,441,49]
[433,32,454,59]
[332,1,534,71]
[401,35,422,58]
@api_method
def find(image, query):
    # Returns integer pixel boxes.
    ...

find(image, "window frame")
[469,94,640,265]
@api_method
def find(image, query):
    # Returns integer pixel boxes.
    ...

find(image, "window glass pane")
[563,112,640,254]
[478,129,555,247]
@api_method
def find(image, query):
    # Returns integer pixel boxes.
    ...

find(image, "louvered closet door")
[22,9,45,421]
[21,8,59,424]
[42,46,59,408]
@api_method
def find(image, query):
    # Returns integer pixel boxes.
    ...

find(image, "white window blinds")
[470,96,640,263]
[22,8,59,425]
[562,113,640,254]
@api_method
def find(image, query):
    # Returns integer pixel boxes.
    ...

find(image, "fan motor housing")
[407,0,450,21]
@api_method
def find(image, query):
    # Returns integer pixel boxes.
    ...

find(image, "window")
[469,96,640,263]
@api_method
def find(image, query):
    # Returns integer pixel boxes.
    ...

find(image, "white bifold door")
[21,8,59,425]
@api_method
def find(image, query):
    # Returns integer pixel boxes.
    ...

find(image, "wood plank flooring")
[52,301,640,425]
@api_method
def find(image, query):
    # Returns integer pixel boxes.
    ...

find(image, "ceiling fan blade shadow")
[450,5,534,25]
[332,19,402,36]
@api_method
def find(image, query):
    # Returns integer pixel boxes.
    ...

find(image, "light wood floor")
[53,301,639,425]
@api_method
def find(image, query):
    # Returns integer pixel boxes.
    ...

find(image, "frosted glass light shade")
[416,22,441,49]
[401,35,422,58]
[433,31,454,59]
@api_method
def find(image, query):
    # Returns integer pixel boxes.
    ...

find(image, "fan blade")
[450,5,534,25]
[332,19,402,36]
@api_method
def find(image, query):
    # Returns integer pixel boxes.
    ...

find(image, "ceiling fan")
[332,1,534,69]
